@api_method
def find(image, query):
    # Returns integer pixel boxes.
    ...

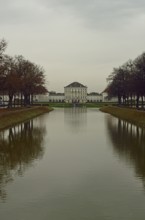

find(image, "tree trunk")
[24,94,27,106]
[31,94,33,105]
[130,94,133,108]
[136,95,139,109]
[118,95,121,105]
[141,96,144,109]
[24,94,30,106]
[8,94,13,108]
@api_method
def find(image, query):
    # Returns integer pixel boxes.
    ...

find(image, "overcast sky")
[1,0,145,92]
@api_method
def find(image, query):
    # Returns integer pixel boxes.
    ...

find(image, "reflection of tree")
[106,116,145,188]
[0,120,46,201]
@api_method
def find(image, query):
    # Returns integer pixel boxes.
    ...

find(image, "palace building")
[0,82,117,106]
[33,81,117,103]
[64,82,87,103]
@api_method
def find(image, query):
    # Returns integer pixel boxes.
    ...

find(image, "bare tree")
[0,40,47,108]
[1,55,21,107]
[0,39,7,58]
[106,53,145,109]
[15,56,47,106]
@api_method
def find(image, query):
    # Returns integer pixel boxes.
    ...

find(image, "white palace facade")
[64,82,87,103]
[33,81,117,103]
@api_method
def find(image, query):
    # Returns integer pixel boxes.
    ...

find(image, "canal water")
[0,108,145,220]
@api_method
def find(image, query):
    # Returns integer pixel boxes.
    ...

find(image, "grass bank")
[38,102,116,108]
[0,106,53,131]
[85,102,116,108]
[100,106,145,127]
[48,103,73,108]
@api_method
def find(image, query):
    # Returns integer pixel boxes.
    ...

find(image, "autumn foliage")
[107,53,145,108]
[0,39,47,107]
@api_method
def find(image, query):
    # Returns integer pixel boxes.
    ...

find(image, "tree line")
[0,39,47,107]
[107,52,145,108]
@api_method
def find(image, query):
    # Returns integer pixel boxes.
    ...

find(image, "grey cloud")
[0,0,145,29]
[39,0,145,29]
[1,0,145,93]
[0,0,46,25]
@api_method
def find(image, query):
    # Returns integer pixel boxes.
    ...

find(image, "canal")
[0,108,145,220]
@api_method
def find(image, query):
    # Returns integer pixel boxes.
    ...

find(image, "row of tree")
[0,39,47,107]
[107,52,145,108]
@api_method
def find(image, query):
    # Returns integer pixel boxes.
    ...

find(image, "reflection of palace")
[64,107,87,133]
[106,115,145,188]
[0,120,46,201]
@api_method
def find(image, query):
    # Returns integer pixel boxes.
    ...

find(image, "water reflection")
[0,120,46,201]
[106,115,145,185]
[64,107,87,133]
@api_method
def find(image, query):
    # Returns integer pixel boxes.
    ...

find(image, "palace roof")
[65,82,87,88]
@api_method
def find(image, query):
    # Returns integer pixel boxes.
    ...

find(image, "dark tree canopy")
[107,52,145,108]
[0,39,48,107]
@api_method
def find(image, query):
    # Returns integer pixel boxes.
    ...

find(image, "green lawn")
[35,102,117,108]
[100,105,145,127]
[0,106,52,131]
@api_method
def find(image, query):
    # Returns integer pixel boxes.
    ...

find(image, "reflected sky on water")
[0,108,145,220]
